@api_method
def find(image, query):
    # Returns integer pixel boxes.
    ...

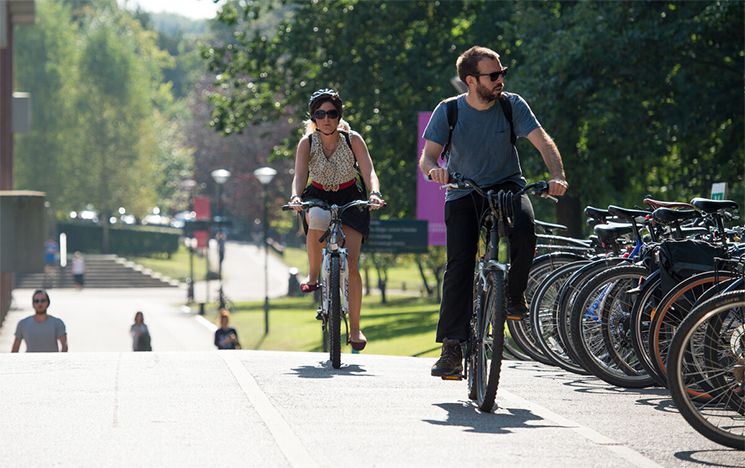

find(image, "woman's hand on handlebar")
[368,192,385,210]
[427,167,449,184]
[288,195,303,213]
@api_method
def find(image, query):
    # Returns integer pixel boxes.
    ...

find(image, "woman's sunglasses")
[33,299,48,304]
[312,109,340,120]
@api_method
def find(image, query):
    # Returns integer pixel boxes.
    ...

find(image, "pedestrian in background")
[11,289,68,353]
[71,251,85,290]
[43,237,59,289]
[214,309,241,350]
[130,311,152,351]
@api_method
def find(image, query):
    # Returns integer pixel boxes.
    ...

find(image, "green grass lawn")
[281,246,437,293]
[207,295,442,358]
[130,245,207,283]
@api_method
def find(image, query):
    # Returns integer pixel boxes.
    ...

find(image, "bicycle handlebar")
[281,198,384,214]
[441,172,558,203]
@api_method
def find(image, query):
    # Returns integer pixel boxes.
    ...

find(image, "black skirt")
[301,182,370,240]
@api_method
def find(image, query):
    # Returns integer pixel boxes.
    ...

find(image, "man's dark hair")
[456,46,501,84]
[32,289,50,306]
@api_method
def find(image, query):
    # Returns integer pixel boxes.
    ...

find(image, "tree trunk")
[415,255,432,296]
[556,194,583,238]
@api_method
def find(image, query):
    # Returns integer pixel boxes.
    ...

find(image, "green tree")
[14,0,81,214]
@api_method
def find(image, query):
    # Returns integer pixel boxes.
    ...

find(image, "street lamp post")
[253,166,277,335]
[211,169,231,310]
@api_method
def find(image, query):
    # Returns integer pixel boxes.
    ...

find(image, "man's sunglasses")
[312,109,340,120]
[473,68,509,82]
[33,299,48,304]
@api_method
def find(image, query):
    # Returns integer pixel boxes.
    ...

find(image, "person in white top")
[71,251,85,290]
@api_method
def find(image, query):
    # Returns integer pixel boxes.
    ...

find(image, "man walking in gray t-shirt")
[12,289,68,353]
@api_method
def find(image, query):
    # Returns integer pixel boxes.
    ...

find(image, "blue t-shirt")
[423,92,540,202]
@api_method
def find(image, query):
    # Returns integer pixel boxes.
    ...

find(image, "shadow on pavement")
[505,361,676,414]
[674,450,744,467]
[423,401,560,434]
[287,362,370,379]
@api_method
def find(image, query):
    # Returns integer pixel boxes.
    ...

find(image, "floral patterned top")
[308,132,358,189]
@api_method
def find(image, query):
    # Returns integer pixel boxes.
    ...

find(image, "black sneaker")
[431,338,463,378]
[506,295,529,321]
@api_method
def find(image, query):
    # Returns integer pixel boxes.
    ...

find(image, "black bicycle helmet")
[308,88,343,118]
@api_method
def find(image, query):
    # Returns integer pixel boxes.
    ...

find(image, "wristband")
[369,191,383,198]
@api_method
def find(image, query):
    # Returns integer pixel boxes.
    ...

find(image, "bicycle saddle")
[585,206,610,222]
[593,222,634,245]
[535,219,568,233]
[690,198,739,213]
[607,205,649,222]
[643,198,694,210]
[652,207,700,225]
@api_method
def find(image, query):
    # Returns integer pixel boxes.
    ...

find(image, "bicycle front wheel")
[475,270,507,412]
[328,255,342,369]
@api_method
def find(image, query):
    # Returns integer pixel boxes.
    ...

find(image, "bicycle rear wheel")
[668,290,745,450]
[475,270,506,412]
[329,255,342,369]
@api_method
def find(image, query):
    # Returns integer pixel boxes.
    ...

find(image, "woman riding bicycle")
[289,88,385,351]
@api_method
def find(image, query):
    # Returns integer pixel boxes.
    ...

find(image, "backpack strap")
[441,97,459,161]
[498,93,517,146]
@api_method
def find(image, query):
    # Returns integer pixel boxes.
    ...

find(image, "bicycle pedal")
[441,375,463,381]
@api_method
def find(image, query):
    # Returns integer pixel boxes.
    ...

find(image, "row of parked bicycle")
[503,195,743,449]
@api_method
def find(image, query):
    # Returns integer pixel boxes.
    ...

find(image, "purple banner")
[416,112,446,246]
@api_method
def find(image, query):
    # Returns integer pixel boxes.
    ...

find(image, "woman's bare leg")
[306,228,325,284]
[344,226,366,343]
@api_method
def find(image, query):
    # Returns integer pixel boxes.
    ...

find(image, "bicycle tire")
[557,257,623,367]
[628,271,666,386]
[329,255,342,369]
[475,270,506,412]
[508,252,586,365]
[530,261,589,374]
[667,290,745,450]
[648,270,735,382]
[569,265,655,388]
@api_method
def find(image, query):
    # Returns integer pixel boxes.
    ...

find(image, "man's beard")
[476,82,501,102]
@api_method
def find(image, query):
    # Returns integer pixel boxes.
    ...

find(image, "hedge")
[58,222,180,257]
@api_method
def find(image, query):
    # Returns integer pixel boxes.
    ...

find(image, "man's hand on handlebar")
[427,167,449,184]
[548,178,568,197]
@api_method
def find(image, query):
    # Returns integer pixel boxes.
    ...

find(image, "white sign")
[710,182,727,200]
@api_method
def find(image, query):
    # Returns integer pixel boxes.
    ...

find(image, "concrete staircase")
[14,255,179,289]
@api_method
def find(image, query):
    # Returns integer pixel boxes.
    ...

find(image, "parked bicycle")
[282,199,381,369]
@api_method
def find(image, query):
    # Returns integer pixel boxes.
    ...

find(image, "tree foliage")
[204,0,743,234]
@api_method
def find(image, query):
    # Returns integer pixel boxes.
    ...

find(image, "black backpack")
[657,239,728,294]
[441,93,516,160]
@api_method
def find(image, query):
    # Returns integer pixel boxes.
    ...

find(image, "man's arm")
[58,334,68,352]
[419,140,449,183]
[526,127,568,196]
[11,337,21,353]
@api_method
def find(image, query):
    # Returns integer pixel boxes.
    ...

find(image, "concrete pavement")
[0,350,742,467]
[191,241,290,304]
[1,278,742,466]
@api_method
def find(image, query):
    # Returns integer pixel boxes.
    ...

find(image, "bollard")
[288,267,301,297]
[198,303,205,315]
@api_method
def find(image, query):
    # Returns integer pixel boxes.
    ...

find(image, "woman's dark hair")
[308,88,343,119]
[32,289,50,306]
[134,311,144,322]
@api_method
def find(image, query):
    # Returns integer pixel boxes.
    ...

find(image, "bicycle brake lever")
[542,193,559,203]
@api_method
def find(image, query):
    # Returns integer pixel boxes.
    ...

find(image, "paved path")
[0,350,742,467]
[191,241,290,304]
[1,288,742,465]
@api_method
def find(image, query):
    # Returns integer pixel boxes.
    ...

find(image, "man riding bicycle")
[419,45,569,378]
